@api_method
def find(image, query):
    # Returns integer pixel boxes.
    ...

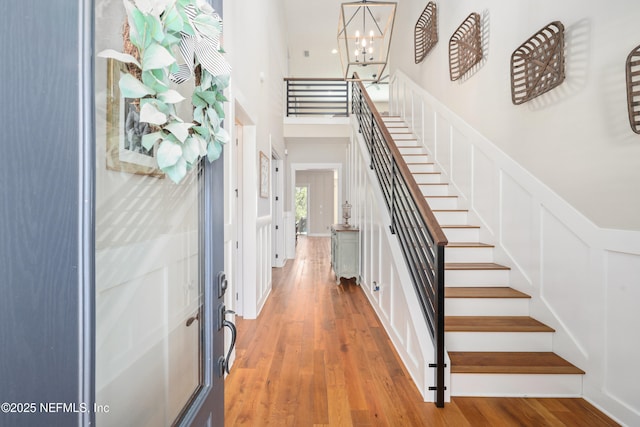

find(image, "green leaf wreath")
[99,0,231,183]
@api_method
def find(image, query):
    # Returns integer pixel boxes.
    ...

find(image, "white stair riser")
[445,269,510,286]
[409,164,437,173]
[403,154,429,163]
[411,173,442,184]
[391,137,422,147]
[445,331,552,352]
[443,227,480,241]
[425,197,458,210]
[419,184,450,197]
[433,210,468,224]
[450,373,583,397]
[398,146,426,155]
[391,140,420,147]
[445,247,493,263]
[385,126,409,132]
[445,298,530,316]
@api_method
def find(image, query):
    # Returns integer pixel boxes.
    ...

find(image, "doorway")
[295,185,309,237]
[290,163,342,242]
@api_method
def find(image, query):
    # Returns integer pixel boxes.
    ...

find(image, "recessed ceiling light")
[331,49,338,54]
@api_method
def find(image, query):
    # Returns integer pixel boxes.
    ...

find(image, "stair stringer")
[399,125,590,366]
[387,115,589,396]
[388,93,590,398]
[348,119,451,404]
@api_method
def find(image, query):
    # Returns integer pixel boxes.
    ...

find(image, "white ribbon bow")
[171,4,231,84]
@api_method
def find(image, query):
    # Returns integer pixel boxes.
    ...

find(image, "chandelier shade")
[337,0,397,82]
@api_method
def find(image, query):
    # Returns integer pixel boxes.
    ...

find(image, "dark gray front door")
[0,0,226,425]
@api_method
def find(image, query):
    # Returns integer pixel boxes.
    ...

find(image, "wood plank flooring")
[224,236,618,426]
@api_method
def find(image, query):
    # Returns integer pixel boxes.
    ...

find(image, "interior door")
[272,157,283,267]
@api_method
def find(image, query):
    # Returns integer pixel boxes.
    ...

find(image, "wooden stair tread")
[445,262,510,270]
[445,241,493,248]
[445,287,530,299]
[445,316,555,332]
[442,224,480,229]
[408,164,436,167]
[449,352,585,374]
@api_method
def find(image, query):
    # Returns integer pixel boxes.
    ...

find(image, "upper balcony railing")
[351,74,448,407]
[284,78,349,117]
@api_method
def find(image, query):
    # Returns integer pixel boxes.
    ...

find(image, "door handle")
[185,311,200,327]
[217,307,237,376]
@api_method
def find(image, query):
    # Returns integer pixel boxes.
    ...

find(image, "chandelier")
[337,0,397,82]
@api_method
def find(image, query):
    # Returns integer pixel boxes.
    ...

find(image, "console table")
[331,224,360,284]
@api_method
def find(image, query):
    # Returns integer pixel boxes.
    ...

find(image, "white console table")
[331,224,360,284]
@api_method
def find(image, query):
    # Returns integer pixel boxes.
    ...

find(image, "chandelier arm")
[365,6,384,36]
[342,5,363,33]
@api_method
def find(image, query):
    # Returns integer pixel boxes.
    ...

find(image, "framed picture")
[260,151,269,198]
[106,58,164,178]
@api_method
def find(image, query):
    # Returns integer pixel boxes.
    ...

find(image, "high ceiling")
[282,0,347,78]
[281,0,391,103]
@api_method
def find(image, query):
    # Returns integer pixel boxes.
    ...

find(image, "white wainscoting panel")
[540,209,591,358]
[472,147,498,235]
[390,70,640,426]
[500,172,536,285]
[435,114,451,175]
[451,127,472,202]
[604,251,640,413]
[284,211,296,259]
[256,215,272,317]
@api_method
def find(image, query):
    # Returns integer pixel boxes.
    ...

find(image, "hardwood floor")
[224,237,618,426]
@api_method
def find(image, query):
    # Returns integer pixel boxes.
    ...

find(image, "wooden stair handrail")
[353,74,448,247]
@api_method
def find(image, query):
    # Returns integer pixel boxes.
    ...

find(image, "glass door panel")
[94,2,204,425]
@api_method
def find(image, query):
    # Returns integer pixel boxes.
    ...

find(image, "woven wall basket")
[448,12,482,81]
[414,2,438,64]
[626,44,640,134]
[510,21,565,105]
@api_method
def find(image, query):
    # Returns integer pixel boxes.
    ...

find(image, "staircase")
[381,116,585,397]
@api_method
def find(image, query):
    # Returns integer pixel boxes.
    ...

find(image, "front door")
[1,1,227,426]
[94,0,227,425]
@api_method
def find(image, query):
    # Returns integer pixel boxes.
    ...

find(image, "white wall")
[296,170,337,236]
[390,71,640,427]
[390,0,640,231]
[285,137,349,208]
[223,0,289,318]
